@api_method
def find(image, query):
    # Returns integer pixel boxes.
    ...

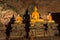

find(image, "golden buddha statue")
[47,13,55,22]
[31,6,39,20]
[31,6,44,23]
[15,14,23,23]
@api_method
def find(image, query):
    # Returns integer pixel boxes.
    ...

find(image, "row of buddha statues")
[15,6,55,24]
[0,6,55,24]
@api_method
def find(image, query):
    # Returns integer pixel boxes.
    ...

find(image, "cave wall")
[0,0,60,24]
[0,0,60,14]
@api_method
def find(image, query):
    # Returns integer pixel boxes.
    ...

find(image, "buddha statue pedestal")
[29,21,58,37]
[29,22,45,37]
[11,23,25,38]
[46,22,59,36]
[0,23,6,40]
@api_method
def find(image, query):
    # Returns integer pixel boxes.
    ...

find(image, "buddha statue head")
[34,6,37,11]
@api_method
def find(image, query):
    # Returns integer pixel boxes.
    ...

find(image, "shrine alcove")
[51,13,60,35]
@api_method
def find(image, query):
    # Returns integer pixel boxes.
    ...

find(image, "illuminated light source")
[30,6,44,23]
[15,14,22,23]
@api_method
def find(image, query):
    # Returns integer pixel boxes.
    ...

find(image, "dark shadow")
[39,14,43,19]
[44,24,48,31]
[23,9,30,38]
[51,13,60,36]
[5,15,15,40]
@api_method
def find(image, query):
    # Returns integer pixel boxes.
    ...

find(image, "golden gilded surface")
[47,13,55,23]
[31,6,39,20]
[15,14,22,23]
[31,6,44,23]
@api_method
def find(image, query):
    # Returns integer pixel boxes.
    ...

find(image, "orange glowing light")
[47,13,55,22]
[47,13,52,21]
[31,6,44,23]
[15,14,22,23]
[31,6,39,20]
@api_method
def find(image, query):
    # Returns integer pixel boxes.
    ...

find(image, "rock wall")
[0,4,17,25]
[0,0,60,24]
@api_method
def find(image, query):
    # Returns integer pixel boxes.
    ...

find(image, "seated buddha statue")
[31,6,44,23]
[15,14,23,23]
[47,13,55,22]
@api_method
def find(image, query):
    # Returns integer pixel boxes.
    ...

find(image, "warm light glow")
[47,13,55,22]
[47,13,52,21]
[15,14,22,23]
[31,6,44,23]
[31,6,39,20]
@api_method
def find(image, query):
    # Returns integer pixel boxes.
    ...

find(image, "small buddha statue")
[15,14,22,23]
[47,13,55,22]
